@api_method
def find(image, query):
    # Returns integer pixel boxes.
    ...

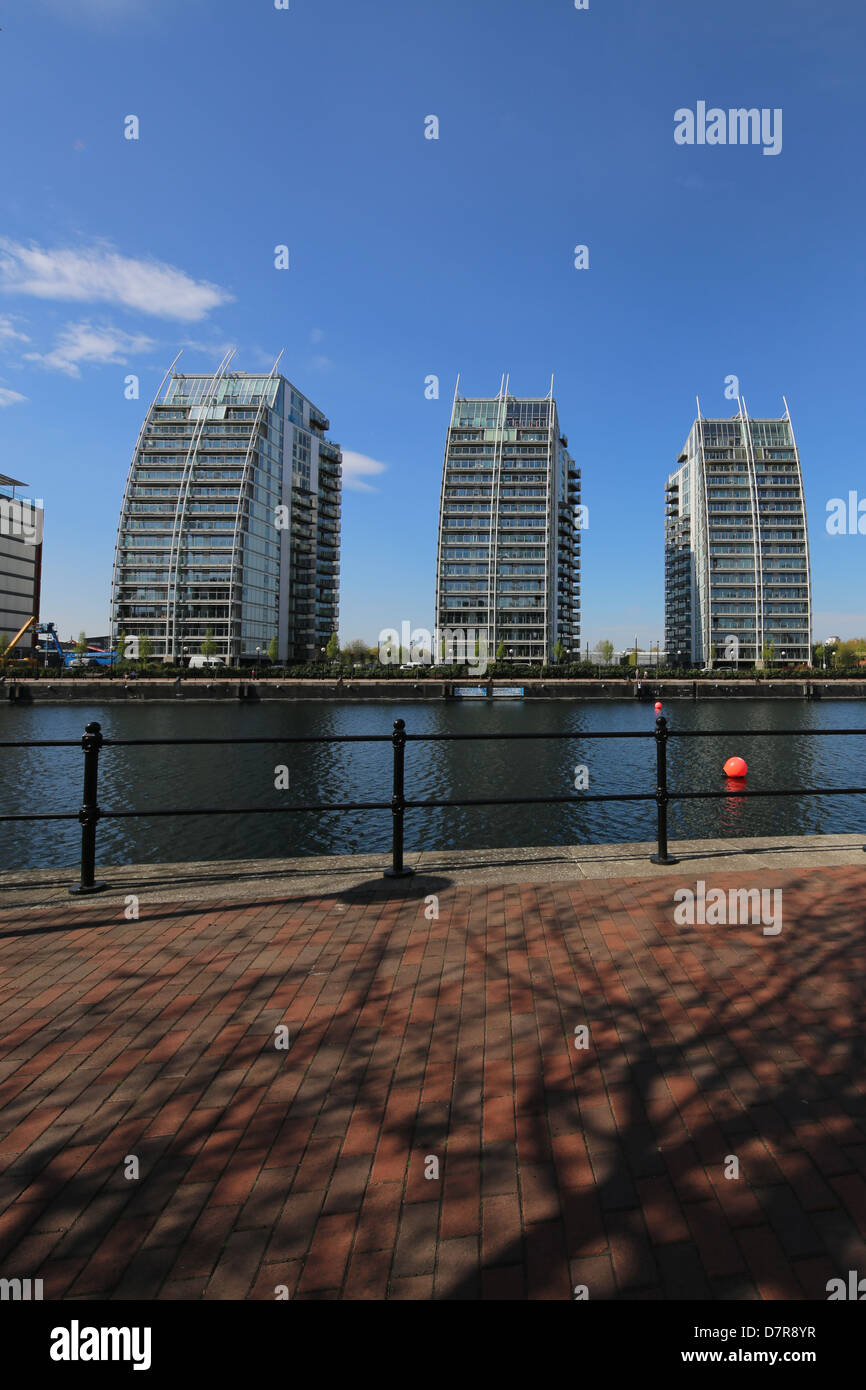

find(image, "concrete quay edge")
[1,832,864,911]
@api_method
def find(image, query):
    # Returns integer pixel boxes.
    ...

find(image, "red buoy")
[654,701,663,713]
[724,755,748,778]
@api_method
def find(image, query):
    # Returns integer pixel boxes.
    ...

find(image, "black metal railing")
[1,717,865,895]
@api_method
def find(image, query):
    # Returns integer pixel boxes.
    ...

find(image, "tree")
[201,628,217,657]
[0,634,8,660]
[761,641,776,665]
[267,635,279,664]
[138,633,153,663]
[836,638,866,669]
[594,639,614,665]
[552,638,565,664]
[113,629,129,672]
[343,638,369,662]
[75,631,88,661]
[496,639,506,663]
[325,632,340,661]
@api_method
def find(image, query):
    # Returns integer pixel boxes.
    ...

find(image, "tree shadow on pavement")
[0,864,864,1300]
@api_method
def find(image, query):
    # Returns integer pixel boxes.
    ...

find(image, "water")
[1,698,865,869]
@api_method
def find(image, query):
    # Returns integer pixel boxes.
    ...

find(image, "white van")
[188,655,225,669]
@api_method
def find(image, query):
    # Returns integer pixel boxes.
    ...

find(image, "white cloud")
[0,315,30,345]
[341,450,388,493]
[24,321,156,377]
[0,240,232,322]
[180,337,237,360]
[240,346,283,371]
[0,386,27,407]
[311,354,332,370]
[310,328,325,344]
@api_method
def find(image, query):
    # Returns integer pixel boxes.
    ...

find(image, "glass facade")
[435,388,581,663]
[111,367,342,664]
[664,406,811,667]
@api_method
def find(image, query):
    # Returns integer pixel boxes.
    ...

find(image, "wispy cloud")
[180,337,237,360]
[0,385,27,407]
[341,450,388,493]
[311,354,332,370]
[0,240,232,322]
[24,321,156,377]
[234,345,282,372]
[0,315,30,345]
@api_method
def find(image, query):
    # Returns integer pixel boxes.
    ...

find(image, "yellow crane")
[1,615,36,667]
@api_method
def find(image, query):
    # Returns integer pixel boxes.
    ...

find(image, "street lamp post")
[256,646,261,679]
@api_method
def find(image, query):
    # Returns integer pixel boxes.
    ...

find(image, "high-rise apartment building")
[0,474,42,654]
[111,357,341,665]
[434,380,581,664]
[665,400,811,667]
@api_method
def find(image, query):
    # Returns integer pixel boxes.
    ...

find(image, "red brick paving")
[0,864,865,1299]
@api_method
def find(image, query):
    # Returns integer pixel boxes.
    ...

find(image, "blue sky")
[1,0,864,649]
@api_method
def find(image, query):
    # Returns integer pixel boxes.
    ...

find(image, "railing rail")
[1,717,865,894]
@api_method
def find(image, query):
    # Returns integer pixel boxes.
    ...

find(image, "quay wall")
[4,678,866,703]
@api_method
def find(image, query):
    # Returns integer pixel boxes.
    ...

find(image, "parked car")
[187,655,225,669]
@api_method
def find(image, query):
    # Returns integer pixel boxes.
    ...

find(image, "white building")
[665,400,811,667]
[110,356,342,665]
[434,379,581,664]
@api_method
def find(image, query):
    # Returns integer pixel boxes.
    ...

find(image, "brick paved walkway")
[1,864,865,1300]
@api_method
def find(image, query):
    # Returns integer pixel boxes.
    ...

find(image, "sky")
[1,0,865,650]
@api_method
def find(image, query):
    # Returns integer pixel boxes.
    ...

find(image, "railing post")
[69,721,108,895]
[650,715,678,865]
[384,718,414,878]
